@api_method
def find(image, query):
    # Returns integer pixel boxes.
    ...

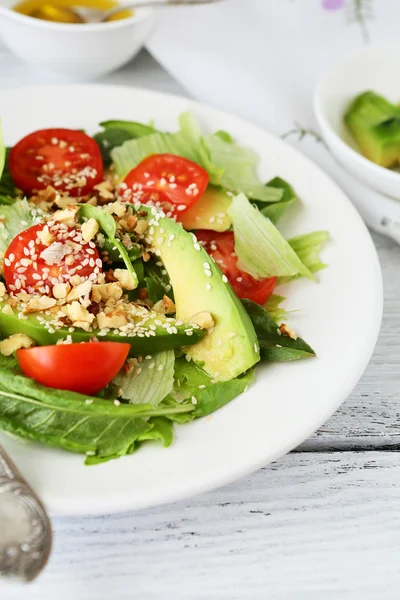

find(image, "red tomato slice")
[120,154,209,215]
[17,342,130,396]
[9,128,104,197]
[196,230,277,305]
[4,223,102,295]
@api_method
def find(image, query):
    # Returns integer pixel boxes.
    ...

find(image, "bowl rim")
[0,4,152,31]
[314,45,400,187]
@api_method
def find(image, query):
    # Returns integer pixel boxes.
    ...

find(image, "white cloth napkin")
[147,0,400,243]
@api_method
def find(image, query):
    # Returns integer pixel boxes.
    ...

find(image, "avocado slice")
[344,91,400,168]
[0,305,204,357]
[178,186,232,232]
[145,208,260,381]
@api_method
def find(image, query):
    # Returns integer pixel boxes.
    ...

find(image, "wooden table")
[3,50,400,600]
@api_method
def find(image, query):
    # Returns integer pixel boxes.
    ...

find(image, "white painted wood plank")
[4,452,400,600]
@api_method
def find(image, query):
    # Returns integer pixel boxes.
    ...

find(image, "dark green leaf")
[242,299,316,362]
[0,367,194,463]
[254,177,297,224]
[0,148,18,200]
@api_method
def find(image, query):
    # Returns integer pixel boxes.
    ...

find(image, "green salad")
[0,113,328,464]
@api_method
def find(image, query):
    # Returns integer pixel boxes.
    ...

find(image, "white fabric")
[147,0,400,243]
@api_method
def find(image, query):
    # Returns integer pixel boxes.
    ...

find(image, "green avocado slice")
[0,305,204,357]
[344,90,400,168]
[142,207,260,381]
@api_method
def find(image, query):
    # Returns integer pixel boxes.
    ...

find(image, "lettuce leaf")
[113,351,175,406]
[228,193,314,281]
[242,299,315,362]
[111,112,282,202]
[288,231,329,275]
[264,294,289,322]
[0,199,34,253]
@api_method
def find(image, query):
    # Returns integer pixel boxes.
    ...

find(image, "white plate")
[0,85,383,515]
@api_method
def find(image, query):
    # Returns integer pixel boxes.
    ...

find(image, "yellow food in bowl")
[13,0,133,23]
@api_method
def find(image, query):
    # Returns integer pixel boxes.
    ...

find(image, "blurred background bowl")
[314,44,400,201]
[0,1,157,80]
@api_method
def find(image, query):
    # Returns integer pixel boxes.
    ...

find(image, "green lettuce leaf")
[111,112,282,202]
[242,299,315,362]
[113,350,175,406]
[288,231,329,275]
[264,294,289,322]
[228,193,314,281]
[0,199,34,253]
[0,366,193,464]
[78,204,138,288]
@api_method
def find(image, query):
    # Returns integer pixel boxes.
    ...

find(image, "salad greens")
[228,193,316,281]
[0,110,329,464]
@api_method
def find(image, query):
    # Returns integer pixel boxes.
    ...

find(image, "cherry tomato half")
[4,223,101,295]
[17,342,130,396]
[9,128,104,197]
[197,230,277,305]
[120,154,209,215]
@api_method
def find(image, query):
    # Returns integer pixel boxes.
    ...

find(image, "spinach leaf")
[78,204,138,288]
[169,358,254,418]
[0,148,18,201]
[0,366,194,463]
[242,299,315,361]
[144,260,173,303]
[253,177,296,224]
[94,120,157,166]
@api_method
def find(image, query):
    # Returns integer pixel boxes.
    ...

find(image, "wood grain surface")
[1,48,399,600]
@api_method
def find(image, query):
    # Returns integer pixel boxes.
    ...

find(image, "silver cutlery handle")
[0,445,52,582]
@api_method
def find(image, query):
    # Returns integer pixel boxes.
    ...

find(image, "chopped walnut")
[37,225,56,247]
[0,333,35,356]
[120,214,138,232]
[91,282,123,303]
[142,251,151,263]
[104,201,126,217]
[54,195,78,210]
[189,311,215,330]
[53,282,71,300]
[52,205,79,227]
[162,295,176,314]
[81,218,99,242]
[152,300,166,315]
[94,180,114,201]
[134,220,148,235]
[66,280,93,307]
[65,301,94,325]
[113,269,137,291]
[279,323,298,340]
[96,310,127,329]
[24,296,57,314]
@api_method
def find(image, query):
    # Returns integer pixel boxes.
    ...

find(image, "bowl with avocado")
[314,44,400,201]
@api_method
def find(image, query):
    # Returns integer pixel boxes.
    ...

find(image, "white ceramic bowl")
[0,1,157,80]
[314,44,400,201]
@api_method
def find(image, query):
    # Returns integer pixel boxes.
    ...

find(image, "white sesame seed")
[222,275,228,283]
[191,396,198,405]
[114,400,120,406]
[206,283,212,291]
[194,243,201,251]
[157,364,164,371]
[177,205,186,212]
[148,363,155,370]
[185,354,192,362]
[85,399,93,405]
[236,277,243,283]
[254,343,258,353]
[205,271,212,277]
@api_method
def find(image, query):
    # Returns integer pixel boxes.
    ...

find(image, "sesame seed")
[193,243,201,251]
[206,283,212,291]
[254,343,258,353]
[236,277,243,283]
[191,396,198,405]
[222,275,228,283]
[177,205,186,212]
[205,271,212,277]
[114,400,120,406]
[169,234,175,241]
[157,364,164,371]
[198,385,206,389]
[148,363,155,370]
[85,399,93,405]
[185,354,192,362]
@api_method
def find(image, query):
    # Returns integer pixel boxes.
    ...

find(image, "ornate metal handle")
[0,445,52,582]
